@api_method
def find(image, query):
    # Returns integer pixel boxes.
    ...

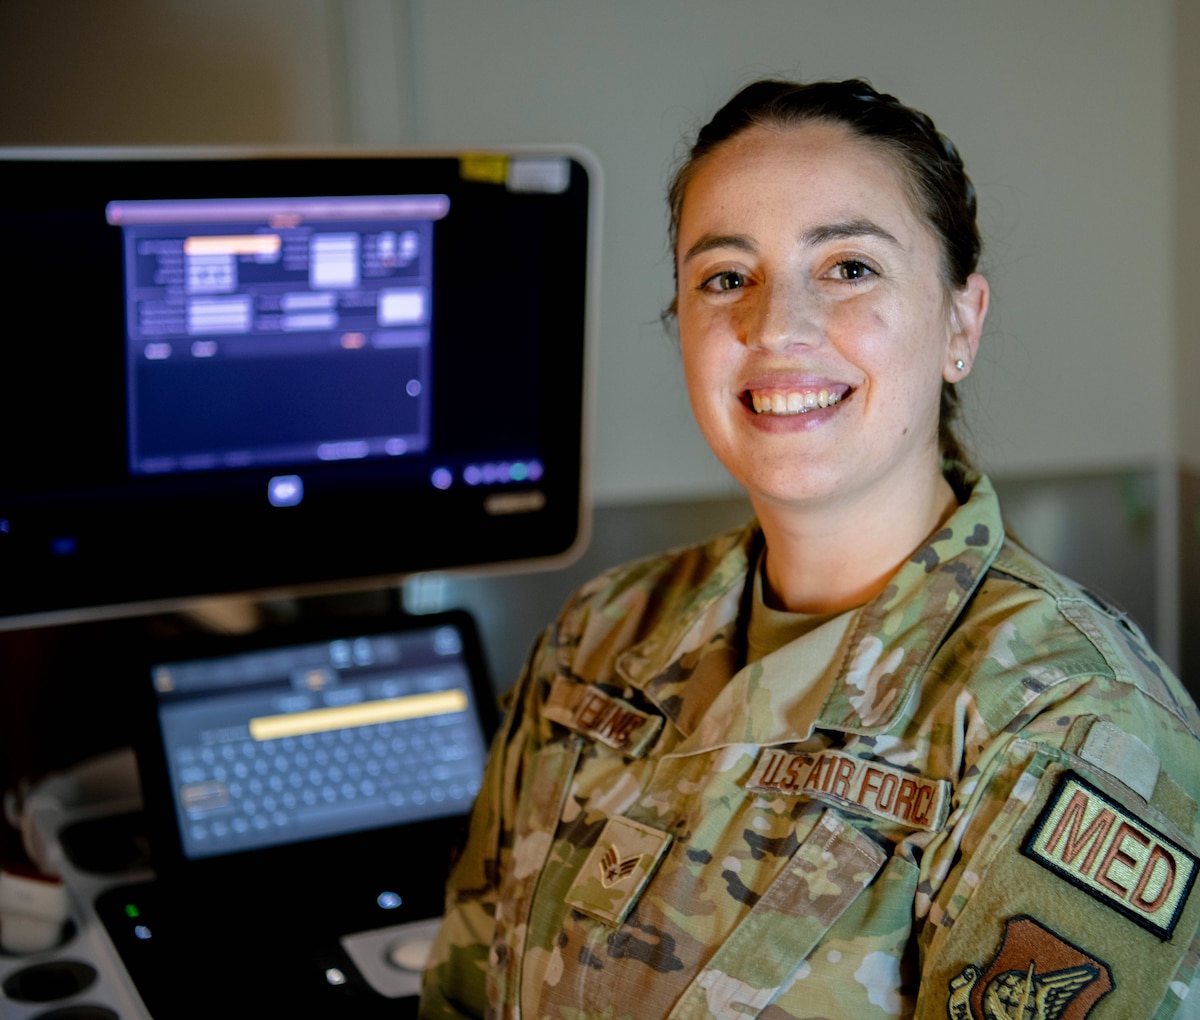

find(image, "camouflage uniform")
[420,473,1200,1019]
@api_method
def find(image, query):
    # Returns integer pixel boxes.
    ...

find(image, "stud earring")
[955,359,966,371]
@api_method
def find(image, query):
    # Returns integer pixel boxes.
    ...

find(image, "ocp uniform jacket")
[420,473,1200,1019]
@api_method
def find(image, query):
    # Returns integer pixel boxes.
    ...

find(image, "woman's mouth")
[747,386,849,415]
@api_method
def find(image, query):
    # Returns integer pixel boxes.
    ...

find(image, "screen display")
[113,195,447,477]
[0,149,595,625]
[149,615,491,861]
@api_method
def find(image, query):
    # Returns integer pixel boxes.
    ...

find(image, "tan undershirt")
[746,547,853,665]
[742,548,858,735]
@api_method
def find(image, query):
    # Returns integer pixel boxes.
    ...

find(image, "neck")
[753,468,959,615]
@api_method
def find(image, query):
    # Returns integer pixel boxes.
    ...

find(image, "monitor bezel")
[0,145,600,629]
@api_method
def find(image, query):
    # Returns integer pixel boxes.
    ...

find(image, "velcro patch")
[1022,770,1198,940]
[544,677,662,757]
[564,816,672,927]
[744,747,949,832]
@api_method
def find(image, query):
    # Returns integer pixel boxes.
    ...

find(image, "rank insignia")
[1022,770,1197,940]
[599,844,641,887]
[947,916,1113,1020]
[564,816,672,927]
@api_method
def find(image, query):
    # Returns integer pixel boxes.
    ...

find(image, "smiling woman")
[420,80,1200,1020]
[674,119,987,614]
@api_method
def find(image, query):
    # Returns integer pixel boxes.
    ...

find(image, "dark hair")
[666,78,982,465]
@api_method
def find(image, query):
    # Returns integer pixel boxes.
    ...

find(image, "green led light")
[510,462,528,481]
[125,904,140,918]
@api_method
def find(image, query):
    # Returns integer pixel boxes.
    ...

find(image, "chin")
[737,468,845,510]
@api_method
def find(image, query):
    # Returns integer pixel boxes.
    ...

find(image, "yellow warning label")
[459,153,509,184]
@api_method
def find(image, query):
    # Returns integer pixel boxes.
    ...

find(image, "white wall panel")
[0,0,1181,500]
[405,0,1175,500]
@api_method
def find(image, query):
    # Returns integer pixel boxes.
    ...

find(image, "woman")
[420,79,1200,1019]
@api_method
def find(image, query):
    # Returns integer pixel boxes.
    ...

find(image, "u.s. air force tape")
[744,747,950,831]
[544,677,662,758]
[1022,770,1198,940]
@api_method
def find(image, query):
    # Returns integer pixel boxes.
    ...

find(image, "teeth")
[751,389,841,415]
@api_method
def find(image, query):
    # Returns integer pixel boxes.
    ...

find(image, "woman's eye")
[832,260,874,281]
[700,270,747,292]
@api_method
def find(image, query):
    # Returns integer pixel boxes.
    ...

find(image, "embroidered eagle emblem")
[982,960,1100,1019]
[947,917,1113,1019]
[599,844,641,887]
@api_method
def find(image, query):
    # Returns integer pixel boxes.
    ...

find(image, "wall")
[1178,0,1200,477]
[0,0,1190,673]
[1176,1,1200,675]
[0,0,342,146]
[396,1,1177,505]
[0,0,1179,500]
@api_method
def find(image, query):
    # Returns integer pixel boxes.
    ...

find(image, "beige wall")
[1178,2,1200,473]
[0,0,1186,502]
[0,0,342,146]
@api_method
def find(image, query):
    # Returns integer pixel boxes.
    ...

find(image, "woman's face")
[675,121,983,517]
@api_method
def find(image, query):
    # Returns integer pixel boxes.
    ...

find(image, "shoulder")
[540,522,760,685]
[1000,539,1193,717]
[943,533,1200,781]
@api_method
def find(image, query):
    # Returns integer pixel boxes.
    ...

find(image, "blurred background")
[1,0,1197,860]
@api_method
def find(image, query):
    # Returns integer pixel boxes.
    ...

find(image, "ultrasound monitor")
[0,147,597,626]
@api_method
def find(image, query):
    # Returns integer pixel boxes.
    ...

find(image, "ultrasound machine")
[0,145,598,1018]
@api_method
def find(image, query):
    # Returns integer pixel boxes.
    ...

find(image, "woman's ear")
[944,272,989,380]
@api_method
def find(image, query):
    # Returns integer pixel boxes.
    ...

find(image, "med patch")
[1021,770,1198,940]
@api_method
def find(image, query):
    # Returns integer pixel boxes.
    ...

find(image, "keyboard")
[173,707,483,854]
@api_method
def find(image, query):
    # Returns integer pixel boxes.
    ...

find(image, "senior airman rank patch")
[1022,771,1198,940]
[544,676,662,757]
[947,915,1113,1020]
[745,747,950,831]
[564,816,672,926]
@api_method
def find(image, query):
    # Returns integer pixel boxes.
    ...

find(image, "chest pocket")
[667,809,893,1020]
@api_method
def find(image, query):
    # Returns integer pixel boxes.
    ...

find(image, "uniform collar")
[616,471,1005,746]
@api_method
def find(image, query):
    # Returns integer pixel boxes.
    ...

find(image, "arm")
[913,678,1200,1018]
[419,631,550,1019]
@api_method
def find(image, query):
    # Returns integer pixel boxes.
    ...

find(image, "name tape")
[1022,771,1198,940]
[744,747,950,832]
[544,677,662,758]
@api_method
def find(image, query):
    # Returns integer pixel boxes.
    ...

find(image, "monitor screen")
[0,147,597,626]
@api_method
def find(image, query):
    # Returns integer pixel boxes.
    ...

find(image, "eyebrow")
[681,232,756,265]
[681,218,903,265]
[801,218,902,248]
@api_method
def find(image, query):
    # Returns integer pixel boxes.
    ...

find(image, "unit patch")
[544,677,662,757]
[1022,770,1197,940]
[744,747,949,831]
[947,915,1113,1020]
[564,816,672,927]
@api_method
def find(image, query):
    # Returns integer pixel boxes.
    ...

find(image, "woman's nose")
[748,278,822,351]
